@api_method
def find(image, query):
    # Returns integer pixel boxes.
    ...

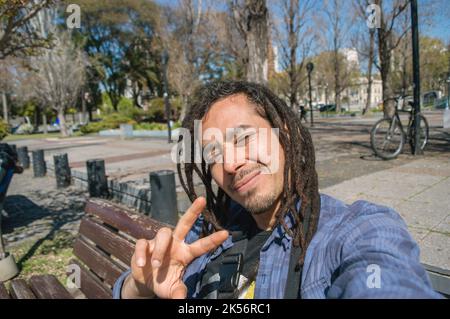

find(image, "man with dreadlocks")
[113,81,441,299]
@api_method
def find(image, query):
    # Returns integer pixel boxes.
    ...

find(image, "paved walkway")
[322,154,450,271]
[6,110,450,272]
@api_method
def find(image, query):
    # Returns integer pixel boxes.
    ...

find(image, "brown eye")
[235,132,254,146]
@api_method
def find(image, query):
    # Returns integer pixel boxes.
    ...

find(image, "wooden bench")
[66,198,172,299]
[0,275,73,299]
[0,198,171,299]
[1,197,449,299]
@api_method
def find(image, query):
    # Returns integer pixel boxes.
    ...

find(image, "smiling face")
[201,94,285,218]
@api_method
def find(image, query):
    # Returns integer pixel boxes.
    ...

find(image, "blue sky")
[155,0,449,44]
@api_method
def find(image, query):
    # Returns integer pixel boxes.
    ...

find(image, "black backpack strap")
[284,198,320,299]
[217,231,248,299]
[284,243,303,299]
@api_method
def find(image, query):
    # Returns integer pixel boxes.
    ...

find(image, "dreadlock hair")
[176,80,320,268]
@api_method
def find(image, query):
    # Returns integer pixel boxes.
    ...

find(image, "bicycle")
[370,97,429,160]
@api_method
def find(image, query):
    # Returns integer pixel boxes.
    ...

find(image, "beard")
[229,164,284,215]
[240,187,280,215]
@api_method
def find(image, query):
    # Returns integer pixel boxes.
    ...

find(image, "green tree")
[391,36,450,96]
[0,0,54,59]
[68,0,162,111]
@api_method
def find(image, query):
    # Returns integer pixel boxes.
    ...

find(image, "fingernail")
[152,260,161,268]
[137,258,145,267]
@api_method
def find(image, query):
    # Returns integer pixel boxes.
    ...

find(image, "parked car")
[319,104,347,112]
[315,103,325,111]
[434,97,449,109]
[422,90,441,107]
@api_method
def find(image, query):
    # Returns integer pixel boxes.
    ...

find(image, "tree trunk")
[81,88,87,124]
[381,68,396,118]
[42,112,48,134]
[34,106,41,131]
[287,0,298,111]
[363,30,375,116]
[1,92,8,124]
[378,46,396,118]
[88,106,93,122]
[245,0,269,84]
[333,50,341,113]
[110,93,120,111]
[179,94,189,123]
[400,37,409,109]
[376,0,397,119]
[58,111,69,137]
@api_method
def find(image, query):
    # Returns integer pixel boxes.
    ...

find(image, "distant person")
[299,105,308,123]
[114,81,441,299]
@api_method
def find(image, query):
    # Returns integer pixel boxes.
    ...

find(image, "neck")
[252,197,281,231]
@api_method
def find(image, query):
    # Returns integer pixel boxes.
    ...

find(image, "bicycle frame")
[387,111,405,137]
[391,108,416,143]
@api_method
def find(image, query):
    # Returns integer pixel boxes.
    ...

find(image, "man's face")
[201,94,285,215]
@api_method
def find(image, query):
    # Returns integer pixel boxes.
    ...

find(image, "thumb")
[171,282,187,299]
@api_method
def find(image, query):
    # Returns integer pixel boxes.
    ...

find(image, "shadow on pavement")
[2,194,84,269]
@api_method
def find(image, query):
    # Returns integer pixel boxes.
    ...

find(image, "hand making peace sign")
[129,197,229,299]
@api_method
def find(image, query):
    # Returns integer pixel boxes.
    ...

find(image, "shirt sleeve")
[326,201,443,299]
[112,269,132,299]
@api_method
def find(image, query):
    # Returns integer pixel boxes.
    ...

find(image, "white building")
[340,48,360,68]
[310,77,383,111]
[342,77,383,111]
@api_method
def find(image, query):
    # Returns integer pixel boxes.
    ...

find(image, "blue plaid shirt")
[113,193,442,299]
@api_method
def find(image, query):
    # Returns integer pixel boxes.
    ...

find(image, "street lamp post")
[410,0,422,155]
[307,62,314,127]
[162,50,172,144]
[446,74,450,110]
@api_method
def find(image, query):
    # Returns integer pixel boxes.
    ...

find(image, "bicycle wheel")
[370,118,405,160]
[410,114,429,151]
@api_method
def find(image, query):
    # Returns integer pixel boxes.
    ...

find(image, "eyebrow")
[201,124,256,147]
[225,124,255,140]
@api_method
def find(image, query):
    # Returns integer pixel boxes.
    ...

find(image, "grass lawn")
[6,230,76,287]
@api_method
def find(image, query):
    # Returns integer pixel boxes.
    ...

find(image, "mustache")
[230,164,265,191]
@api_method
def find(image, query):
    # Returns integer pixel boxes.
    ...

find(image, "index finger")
[173,197,206,241]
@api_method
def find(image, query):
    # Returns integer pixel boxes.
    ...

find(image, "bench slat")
[85,199,173,240]
[73,237,124,287]
[79,217,134,265]
[29,275,73,299]
[0,282,11,299]
[69,259,112,299]
[10,279,36,299]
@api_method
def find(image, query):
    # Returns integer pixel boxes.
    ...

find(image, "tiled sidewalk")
[322,155,450,272]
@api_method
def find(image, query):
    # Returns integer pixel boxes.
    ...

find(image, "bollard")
[86,159,109,198]
[9,144,17,154]
[150,170,178,225]
[32,149,46,177]
[54,153,71,188]
[17,146,30,169]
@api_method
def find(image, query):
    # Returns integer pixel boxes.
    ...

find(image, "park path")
[3,110,449,274]
[322,154,450,272]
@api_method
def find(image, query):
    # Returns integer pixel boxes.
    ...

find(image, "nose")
[222,143,246,174]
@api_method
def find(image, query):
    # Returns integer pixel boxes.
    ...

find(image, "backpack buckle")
[218,253,243,293]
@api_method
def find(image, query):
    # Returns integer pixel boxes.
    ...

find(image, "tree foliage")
[0,0,55,59]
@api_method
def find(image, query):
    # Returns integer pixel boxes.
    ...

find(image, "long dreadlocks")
[176,80,320,267]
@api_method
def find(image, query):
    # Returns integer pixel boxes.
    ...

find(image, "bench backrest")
[71,198,173,299]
